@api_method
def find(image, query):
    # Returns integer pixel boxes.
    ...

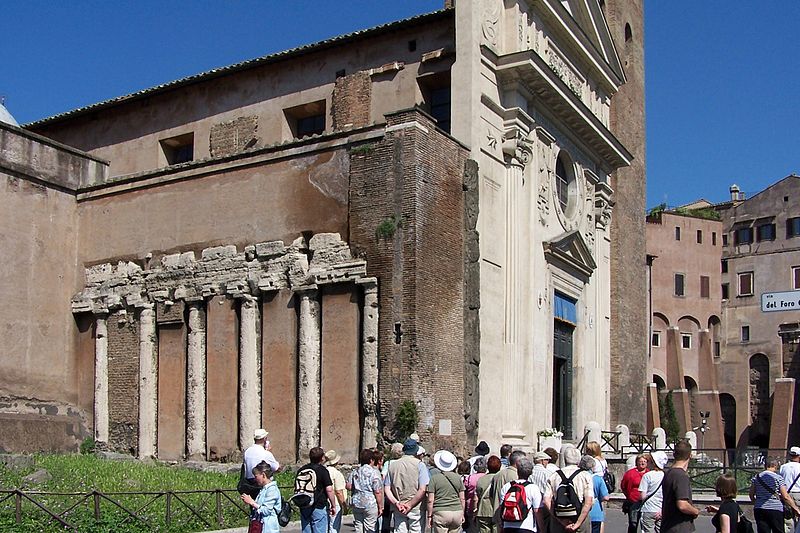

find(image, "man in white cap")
[239,429,280,498]
[325,450,348,533]
[780,446,800,531]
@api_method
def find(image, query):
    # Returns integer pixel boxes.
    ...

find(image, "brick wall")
[331,72,372,131]
[349,109,469,452]
[107,312,139,454]
[209,115,259,158]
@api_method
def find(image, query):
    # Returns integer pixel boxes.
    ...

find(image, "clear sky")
[3,1,798,209]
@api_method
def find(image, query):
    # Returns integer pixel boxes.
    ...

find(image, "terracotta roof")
[25,9,452,129]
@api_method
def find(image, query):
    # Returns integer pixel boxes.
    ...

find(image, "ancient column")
[297,288,321,456]
[94,313,109,445]
[138,304,158,459]
[186,302,206,459]
[239,295,260,451]
[358,278,379,448]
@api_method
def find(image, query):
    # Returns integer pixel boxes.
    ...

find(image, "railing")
[0,487,254,532]
[600,431,620,453]
[687,448,786,493]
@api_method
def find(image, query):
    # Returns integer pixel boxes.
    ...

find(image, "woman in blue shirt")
[242,461,283,533]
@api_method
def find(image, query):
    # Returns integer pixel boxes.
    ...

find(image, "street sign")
[761,291,800,312]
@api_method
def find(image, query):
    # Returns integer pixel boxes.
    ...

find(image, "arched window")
[625,23,633,43]
[554,151,576,218]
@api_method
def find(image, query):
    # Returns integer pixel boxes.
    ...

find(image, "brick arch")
[677,315,702,330]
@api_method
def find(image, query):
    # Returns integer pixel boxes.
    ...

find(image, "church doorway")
[553,319,574,439]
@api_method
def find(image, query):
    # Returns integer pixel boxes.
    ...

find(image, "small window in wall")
[734,226,754,245]
[721,283,730,300]
[712,232,717,245]
[722,233,729,246]
[681,333,692,349]
[284,100,326,139]
[721,259,728,273]
[714,341,721,358]
[741,325,750,343]
[738,271,754,297]
[756,223,776,241]
[418,73,451,133]
[652,331,661,347]
[787,217,800,238]
[697,229,703,244]
[675,227,681,241]
[700,276,710,298]
[792,266,800,290]
[160,132,194,165]
[674,273,685,297]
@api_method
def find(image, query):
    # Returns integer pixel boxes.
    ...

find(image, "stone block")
[308,233,343,251]
[255,241,285,258]
[201,245,238,260]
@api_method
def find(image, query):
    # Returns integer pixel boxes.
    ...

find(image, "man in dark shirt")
[661,440,700,533]
[296,446,337,533]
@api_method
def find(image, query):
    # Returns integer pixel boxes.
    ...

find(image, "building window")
[788,217,800,238]
[714,341,721,358]
[721,259,728,273]
[738,271,754,297]
[652,331,661,347]
[734,226,754,245]
[681,333,692,349]
[674,273,685,297]
[284,100,326,139]
[741,325,750,343]
[722,233,729,246]
[555,155,571,214]
[697,229,703,244]
[756,223,776,241]
[675,226,681,241]
[793,266,800,290]
[721,283,730,300]
[712,232,717,245]
[429,87,451,133]
[700,276,710,298]
[160,132,194,165]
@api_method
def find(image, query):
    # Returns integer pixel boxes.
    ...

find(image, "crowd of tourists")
[236,428,800,533]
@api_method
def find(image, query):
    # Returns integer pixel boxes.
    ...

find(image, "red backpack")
[501,481,531,522]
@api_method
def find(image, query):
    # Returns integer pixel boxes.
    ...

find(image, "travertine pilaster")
[358,278,379,448]
[186,302,206,459]
[138,304,157,459]
[297,288,321,456]
[94,313,109,445]
[239,296,260,451]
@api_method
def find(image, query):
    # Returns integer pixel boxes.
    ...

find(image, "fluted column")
[138,304,157,459]
[358,278,379,448]
[186,302,206,459]
[239,295,260,451]
[297,288,321,457]
[94,313,109,445]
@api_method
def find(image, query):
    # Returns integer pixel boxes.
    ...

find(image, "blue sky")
[3,1,798,208]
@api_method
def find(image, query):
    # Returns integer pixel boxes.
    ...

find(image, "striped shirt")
[528,464,552,498]
[751,471,785,511]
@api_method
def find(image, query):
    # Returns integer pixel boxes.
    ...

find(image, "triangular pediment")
[543,229,597,281]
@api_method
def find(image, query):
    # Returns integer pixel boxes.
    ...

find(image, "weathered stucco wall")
[0,124,107,452]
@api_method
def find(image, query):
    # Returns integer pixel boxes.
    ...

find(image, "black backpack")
[553,470,583,518]
[603,469,616,493]
[278,497,292,527]
[292,466,318,509]
[736,502,754,533]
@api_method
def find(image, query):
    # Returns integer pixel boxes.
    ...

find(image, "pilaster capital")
[294,284,319,298]
[502,107,535,170]
[356,277,378,295]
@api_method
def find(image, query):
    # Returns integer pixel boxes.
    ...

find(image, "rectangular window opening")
[714,341,721,358]
[721,283,730,300]
[700,275,710,298]
[721,259,728,273]
[652,331,661,348]
[675,226,681,241]
[681,333,692,350]
[697,229,703,244]
[674,273,685,297]
[734,225,754,245]
[722,233,729,246]
[788,217,800,238]
[756,223,776,242]
[712,232,717,246]
[418,72,451,134]
[284,100,326,139]
[741,325,750,343]
[160,132,194,165]
[738,271,754,297]
[793,266,800,290]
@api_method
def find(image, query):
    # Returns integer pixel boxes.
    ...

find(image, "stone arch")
[749,353,770,447]
[653,374,666,391]
[653,312,670,327]
[708,315,722,358]
[719,393,736,449]
[678,315,702,330]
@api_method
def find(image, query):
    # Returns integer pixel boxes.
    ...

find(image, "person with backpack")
[584,455,609,533]
[294,447,337,533]
[779,447,800,532]
[637,451,667,533]
[749,458,800,533]
[705,474,746,533]
[545,446,594,533]
[241,461,282,533]
[498,457,544,533]
[475,455,502,533]
[426,450,466,533]
[585,443,612,493]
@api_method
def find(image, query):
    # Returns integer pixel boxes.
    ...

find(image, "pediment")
[543,229,596,281]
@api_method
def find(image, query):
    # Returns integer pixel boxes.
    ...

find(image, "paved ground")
[206,509,718,533]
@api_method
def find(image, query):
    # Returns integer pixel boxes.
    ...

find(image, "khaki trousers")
[431,510,464,533]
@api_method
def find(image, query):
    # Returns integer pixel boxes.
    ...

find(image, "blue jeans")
[301,506,330,533]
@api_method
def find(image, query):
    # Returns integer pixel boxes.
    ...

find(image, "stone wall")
[349,109,470,451]
[107,314,139,454]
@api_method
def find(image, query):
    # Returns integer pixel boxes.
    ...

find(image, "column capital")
[356,277,378,294]
[240,294,258,309]
[502,128,533,169]
[294,285,319,297]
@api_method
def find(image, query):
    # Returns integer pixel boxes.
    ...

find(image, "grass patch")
[0,454,297,532]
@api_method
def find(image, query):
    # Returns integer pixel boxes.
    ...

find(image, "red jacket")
[620,467,648,501]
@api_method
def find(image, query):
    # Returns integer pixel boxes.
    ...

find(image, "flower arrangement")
[537,428,564,438]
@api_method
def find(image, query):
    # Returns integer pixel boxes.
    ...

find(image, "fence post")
[15,490,21,524]
[216,489,223,526]
[166,492,172,526]
[93,491,101,520]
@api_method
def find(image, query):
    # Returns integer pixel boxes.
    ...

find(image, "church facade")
[1,0,645,460]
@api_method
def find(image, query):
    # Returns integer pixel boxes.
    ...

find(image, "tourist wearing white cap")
[325,450,348,533]
[240,429,280,498]
[780,446,800,531]
[427,450,465,533]
[637,451,667,533]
